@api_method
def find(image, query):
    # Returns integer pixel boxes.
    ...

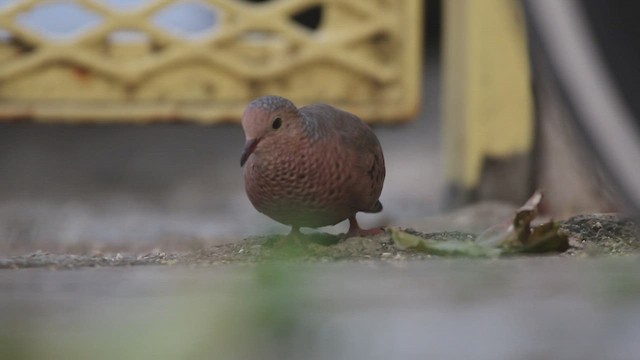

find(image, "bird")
[240,95,386,238]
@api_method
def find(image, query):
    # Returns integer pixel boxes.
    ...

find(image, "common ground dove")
[240,95,385,237]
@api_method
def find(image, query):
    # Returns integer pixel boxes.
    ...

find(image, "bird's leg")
[275,225,306,247]
[269,226,305,248]
[287,226,302,239]
[346,216,385,238]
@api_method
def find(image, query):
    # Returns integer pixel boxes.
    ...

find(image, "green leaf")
[391,228,502,258]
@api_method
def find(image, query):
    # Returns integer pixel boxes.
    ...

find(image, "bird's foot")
[345,226,386,239]
[267,226,309,249]
[345,216,386,238]
[269,234,301,248]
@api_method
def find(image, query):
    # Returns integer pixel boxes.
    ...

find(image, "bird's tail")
[363,200,383,213]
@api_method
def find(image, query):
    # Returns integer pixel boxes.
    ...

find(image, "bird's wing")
[299,104,380,152]
[300,104,385,212]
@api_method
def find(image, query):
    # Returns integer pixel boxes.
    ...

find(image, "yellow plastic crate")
[0,0,422,124]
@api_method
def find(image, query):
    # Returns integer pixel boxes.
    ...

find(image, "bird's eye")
[272,117,282,129]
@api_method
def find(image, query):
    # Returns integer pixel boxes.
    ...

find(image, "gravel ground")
[2,256,640,360]
[1,213,637,269]
[0,212,638,360]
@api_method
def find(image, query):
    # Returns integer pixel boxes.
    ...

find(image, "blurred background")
[0,0,638,252]
[1,1,640,360]
[0,0,434,252]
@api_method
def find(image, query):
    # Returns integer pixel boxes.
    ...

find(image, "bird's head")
[240,95,299,167]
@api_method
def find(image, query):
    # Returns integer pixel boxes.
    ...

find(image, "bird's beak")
[240,138,260,167]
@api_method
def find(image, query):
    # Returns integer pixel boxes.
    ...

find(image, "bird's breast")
[243,138,354,224]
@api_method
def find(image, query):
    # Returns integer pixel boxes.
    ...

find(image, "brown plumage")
[240,95,385,237]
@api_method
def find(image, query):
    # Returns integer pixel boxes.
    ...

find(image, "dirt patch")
[1,214,638,270]
[0,250,183,270]
[0,231,475,269]
[560,213,640,255]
